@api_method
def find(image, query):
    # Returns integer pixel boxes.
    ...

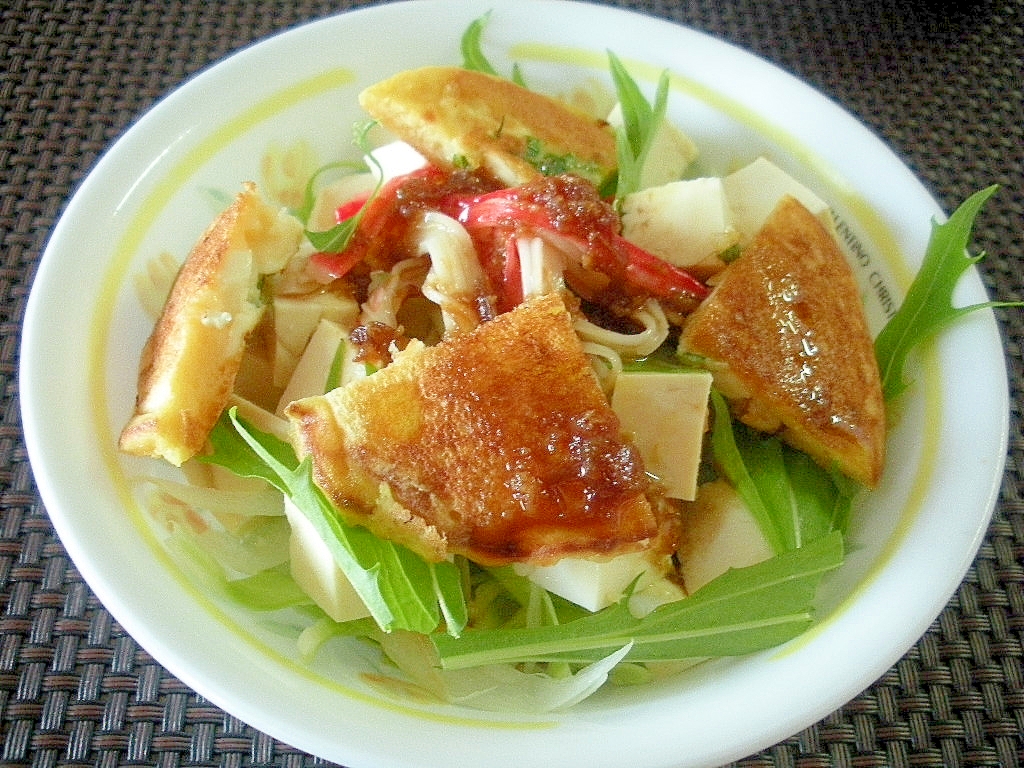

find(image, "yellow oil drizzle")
[88,41,943,724]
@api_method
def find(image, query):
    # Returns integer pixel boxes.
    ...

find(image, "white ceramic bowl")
[20,2,1010,766]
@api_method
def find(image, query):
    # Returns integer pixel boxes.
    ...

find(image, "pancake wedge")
[358,66,617,187]
[120,183,302,466]
[679,196,885,487]
[286,292,668,566]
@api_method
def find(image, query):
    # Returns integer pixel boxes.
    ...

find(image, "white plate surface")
[20,2,1010,767]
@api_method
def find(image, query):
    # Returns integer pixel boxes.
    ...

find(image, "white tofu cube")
[276,318,345,414]
[272,291,359,388]
[515,551,679,613]
[366,140,428,183]
[277,318,368,416]
[620,177,738,276]
[611,370,713,501]
[284,498,371,623]
[677,480,773,593]
[721,157,833,245]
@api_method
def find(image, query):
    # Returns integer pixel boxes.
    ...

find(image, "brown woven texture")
[2,0,1022,766]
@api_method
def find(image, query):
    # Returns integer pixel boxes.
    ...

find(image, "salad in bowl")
[116,12,1004,712]
[20,3,1012,766]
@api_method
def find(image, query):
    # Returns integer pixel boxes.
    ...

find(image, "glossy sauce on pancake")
[679,196,885,487]
[286,292,668,566]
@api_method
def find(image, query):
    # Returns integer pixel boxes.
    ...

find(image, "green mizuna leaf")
[461,12,526,86]
[709,390,786,553]
[708,391,856,554]
[875,185,1020,400]
[221,563,316,612]
[305,217,360,254]
[607,51,669,200]
[784,451,858,541]
[323,337,348,393]
[461,12,499,76]
[293,159,364,226]
[203,409,295,487]
[623,342,694,373]
[304,122,382,255]
[201,409,468,636]
[431,531,843,669]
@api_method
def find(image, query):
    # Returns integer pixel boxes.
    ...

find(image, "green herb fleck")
[522,136,603,185]
[719,243,742,263]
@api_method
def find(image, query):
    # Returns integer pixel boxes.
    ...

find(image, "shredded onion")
[581,341,624,394]
[361,257,429,328]
[415,211,490,335]
[518,235,566,300]
[133,252,180,321]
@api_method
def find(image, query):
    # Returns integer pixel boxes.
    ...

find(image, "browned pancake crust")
[358,66,617,187]
[286,292,665,566]
[679,196,885,487]
[119,183,301,466]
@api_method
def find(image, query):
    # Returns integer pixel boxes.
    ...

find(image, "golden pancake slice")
[120,183,303,466]
[678,196,885,487]
[358,66,618,187]
[286,292,668,566]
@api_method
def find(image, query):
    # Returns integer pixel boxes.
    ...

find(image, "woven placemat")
[2,1,1021,766]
